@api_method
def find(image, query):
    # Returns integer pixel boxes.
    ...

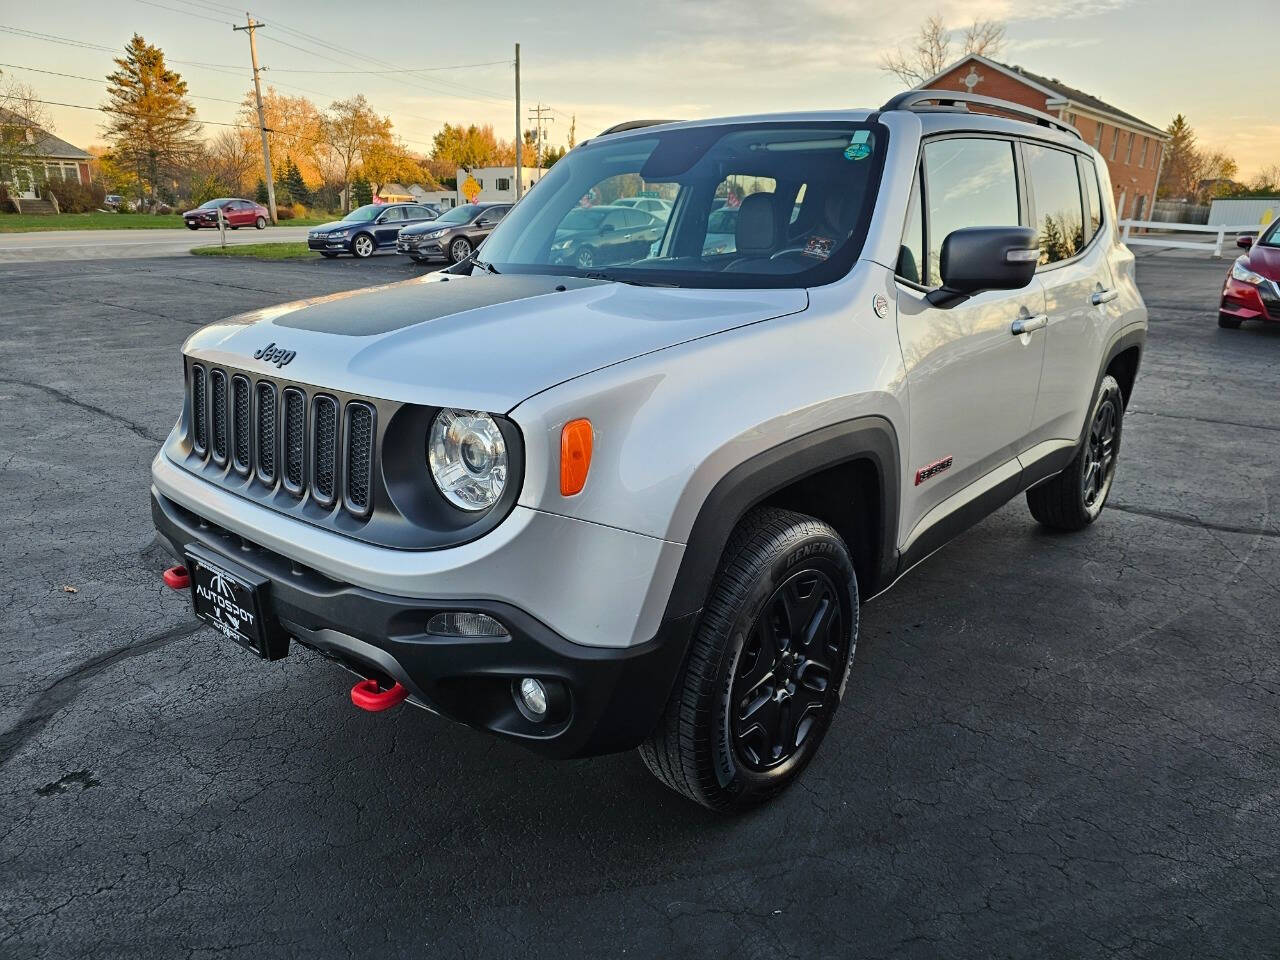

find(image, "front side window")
[476,122,886,288]
[1024,143,1085,264]
[379,206,405,222]
[922,138,1020,286]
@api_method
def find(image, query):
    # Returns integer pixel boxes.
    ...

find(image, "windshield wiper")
[472,258,500,275]
[581,271,674,287]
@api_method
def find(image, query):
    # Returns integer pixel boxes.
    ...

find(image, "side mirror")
[927,226,1039,307]
[601,223,616,234]
[1238,235,1255,250]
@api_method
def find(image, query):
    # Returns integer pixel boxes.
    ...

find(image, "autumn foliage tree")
[102,35,202,209]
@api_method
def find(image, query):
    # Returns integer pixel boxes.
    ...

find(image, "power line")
[134,0,233,24]
[0,25,245,74]
[267,59,514,75]
[0,62,243,104]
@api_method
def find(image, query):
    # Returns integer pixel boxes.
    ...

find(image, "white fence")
[1119,220,1258,258]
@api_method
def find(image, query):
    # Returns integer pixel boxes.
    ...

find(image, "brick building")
[920,55,1169,222]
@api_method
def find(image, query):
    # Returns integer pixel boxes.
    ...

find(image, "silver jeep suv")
[152,92,1147,810]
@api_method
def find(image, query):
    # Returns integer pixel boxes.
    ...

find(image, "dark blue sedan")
[307,203,440,259]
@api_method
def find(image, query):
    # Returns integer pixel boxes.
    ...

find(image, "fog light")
[518,677,548,718]
[425,611,508,637]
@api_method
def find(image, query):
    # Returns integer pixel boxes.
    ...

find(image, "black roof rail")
[596,119,676,137]
[880,89,1082,140]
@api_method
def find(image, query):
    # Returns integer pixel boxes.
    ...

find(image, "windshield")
[197,199,228,209]
[435,204,480,225]
[342,204,382,222]
[1261,219,1280,247]
[476,121,885,288]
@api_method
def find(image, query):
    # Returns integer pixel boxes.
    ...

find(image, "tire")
[320,252,339,259]
[351,233,375,258]
[640,507,859,811]
[1027,374,1124,531]
[255,216,267,229]
[186,223,198,231]
[448,236,472,264]
[1218,311,1242,329]
[229,224,239,230]
[575,246,596,269]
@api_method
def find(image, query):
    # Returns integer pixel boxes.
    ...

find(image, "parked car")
[612,196,673,220]
[1219,219,1280,328]
[183,198,270,230]
[152,93,1147,811]
[103,194,124,211]
[395,202,512,263]
[308,203,439,258]
[549,204,666,269]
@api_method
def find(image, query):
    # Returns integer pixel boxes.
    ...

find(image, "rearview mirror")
[927,226,1039,307]
[1238,235,1255,250]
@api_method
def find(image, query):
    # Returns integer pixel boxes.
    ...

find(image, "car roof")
[589,103,1089,154]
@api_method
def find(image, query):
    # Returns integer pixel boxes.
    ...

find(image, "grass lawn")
[0,212,337,232]
[191,242,313,260]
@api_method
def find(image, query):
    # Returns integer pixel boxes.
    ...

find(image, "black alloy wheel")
[730,568,848,771]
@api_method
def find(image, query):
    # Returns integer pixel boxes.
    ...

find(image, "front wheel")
[575,246,596,269]
[640,507,859,811]
[351,233,375,258]
[255,216,267,229]
[1027,374,1124,530]
[448,236,472,264]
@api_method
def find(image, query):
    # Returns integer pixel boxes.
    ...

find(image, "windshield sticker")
[804,235,834,260]
[844,130,871,161]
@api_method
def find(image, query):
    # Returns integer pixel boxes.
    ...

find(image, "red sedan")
[182,198,270,230]
[1220,219,1280,328]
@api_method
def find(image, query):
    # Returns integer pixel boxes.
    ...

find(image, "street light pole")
[234,14,278,225]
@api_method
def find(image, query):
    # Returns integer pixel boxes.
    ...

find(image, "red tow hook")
[162,565,191,590]
[350,678,409,712]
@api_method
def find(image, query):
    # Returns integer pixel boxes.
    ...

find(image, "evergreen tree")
[102,35,201,209]
[352,175,372,207]
[282,156,309,206]
[254,177,268,205]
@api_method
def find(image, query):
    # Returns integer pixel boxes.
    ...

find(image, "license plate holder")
[184,544,289,660]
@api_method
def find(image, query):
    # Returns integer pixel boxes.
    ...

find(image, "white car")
[152,91,1146,810]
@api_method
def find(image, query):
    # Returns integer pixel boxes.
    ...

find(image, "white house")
[454,166,547,204]
[407,184,458,209]
[2,107,92,201]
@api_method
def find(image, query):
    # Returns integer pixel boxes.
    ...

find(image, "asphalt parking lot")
[1,251,1277,958]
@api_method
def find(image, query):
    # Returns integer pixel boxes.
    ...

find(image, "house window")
[1139,138,1149,168]
[1110,127,1119,161]
[1125,132,1135,164]
[1093,123,1104,149]
[496,177,511,191]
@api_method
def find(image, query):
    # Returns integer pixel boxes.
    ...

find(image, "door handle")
[1011,314,1048,336]
[1090,288,1119,305]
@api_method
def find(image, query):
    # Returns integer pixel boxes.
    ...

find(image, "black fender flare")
[662,415,901,624]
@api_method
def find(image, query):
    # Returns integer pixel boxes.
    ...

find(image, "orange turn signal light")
[560,418,593,496]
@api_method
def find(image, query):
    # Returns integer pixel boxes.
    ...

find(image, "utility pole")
[234,14,277,225]
[527,103,553,184]
[514,43,522,200]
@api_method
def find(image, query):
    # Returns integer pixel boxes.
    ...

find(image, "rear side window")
[1024,143,1085,264]
[1079,157,1104,242]
[922,138,1020,286]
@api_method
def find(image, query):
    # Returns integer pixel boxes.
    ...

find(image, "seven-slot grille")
[188,364,375,519]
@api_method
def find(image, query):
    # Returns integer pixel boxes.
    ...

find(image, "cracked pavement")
[1,252,1277,958]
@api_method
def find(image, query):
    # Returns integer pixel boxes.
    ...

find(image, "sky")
[3,0,1275,180]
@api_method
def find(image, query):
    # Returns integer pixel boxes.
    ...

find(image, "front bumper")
[1221,276,1280,322]
[307,235,351,252]
[153,488,692,757]
[396,237,444,258]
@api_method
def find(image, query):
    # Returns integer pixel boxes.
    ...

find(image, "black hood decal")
[272,274,603,337]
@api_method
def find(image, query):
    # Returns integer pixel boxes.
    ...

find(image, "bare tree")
[0,73,55,194]
[324,95,384,212]
[879,15,1006,86]
[210,128,254,195]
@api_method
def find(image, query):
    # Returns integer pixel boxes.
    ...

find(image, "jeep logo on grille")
[252,342,296,368]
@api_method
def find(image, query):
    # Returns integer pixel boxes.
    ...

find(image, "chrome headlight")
[331,228,351,238]
[424,229,447,240]
[1232,256,1265,285]
[428,409,508,511]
